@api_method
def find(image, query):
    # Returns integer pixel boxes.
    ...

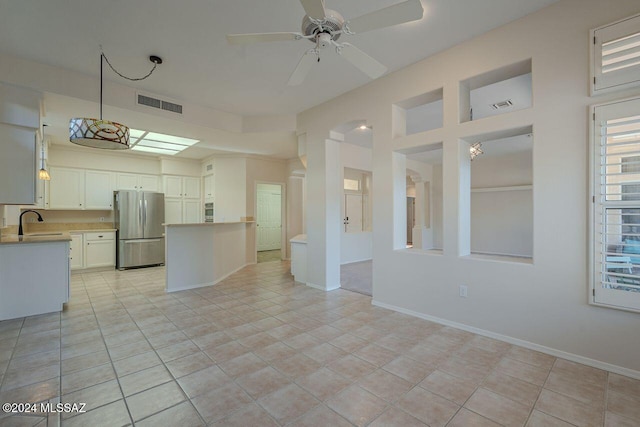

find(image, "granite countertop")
[290,234,307,244]
[0,232,72,245]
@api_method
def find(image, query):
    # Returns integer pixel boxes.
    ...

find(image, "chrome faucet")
[18,210,43,236]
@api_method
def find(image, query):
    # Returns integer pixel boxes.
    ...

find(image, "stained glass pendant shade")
[69,117,129,149]
[69,52,161,150]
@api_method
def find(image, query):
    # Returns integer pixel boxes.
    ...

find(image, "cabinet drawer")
[85,232,114,241]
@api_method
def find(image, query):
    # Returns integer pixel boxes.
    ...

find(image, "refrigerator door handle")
[144,198,148,233]
[124,238,163,244]
[139,199,143,230]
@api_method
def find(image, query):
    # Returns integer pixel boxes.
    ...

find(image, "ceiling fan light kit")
[226,0,424,85]
[69,52,162,150]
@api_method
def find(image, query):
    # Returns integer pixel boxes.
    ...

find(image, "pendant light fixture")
[38,124,50,180]
[469,142,483,161]
[69,49,162,150]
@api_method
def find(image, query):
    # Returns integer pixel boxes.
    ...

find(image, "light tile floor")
[0,261,639,426]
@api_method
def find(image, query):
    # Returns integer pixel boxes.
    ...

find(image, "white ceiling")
[0,0,559,118]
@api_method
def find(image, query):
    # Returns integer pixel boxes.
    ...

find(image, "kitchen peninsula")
[0,232,71,320]
[164,221,256,292]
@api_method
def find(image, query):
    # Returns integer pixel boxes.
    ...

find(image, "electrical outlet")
[99,217,105,222]
[28,218,35,223]
[459,285,468,298]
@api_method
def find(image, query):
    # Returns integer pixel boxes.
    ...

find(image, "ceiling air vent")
[162,100,182,114]
[491,99,513,110]
[206,164,213,171]
[137,92,183,115]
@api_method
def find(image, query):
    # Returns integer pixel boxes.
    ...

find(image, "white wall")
[213,157,247,222]
[297,0,640,375]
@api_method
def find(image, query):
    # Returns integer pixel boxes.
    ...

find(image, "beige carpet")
[340,260,372,296]
[258,249,281,263]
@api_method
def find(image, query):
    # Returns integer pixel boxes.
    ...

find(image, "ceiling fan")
[226,0,424,85]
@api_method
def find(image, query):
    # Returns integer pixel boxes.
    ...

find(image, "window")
[592,14,640,94]
[592,97,640,311]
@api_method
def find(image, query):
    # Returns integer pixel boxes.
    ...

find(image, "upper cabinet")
[115,173,160,192]
[0,124,37,205]
[0,82,40,129]
[49,167,114,210]
[203,174,214,202]
[85,170,114,209]
[0,83,41,205]
[162,176,200,199]
[48,167,85,209]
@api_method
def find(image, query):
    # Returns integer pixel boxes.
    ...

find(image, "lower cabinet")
[69,233,84,270]
[85,232,115,268]
[70,231,115,270]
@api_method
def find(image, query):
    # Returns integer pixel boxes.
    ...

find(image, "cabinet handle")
[98,235,103,238]
[79,203,82,206]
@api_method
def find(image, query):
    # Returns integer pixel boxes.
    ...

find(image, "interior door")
[257,184,282,251]
[345,194,363,233]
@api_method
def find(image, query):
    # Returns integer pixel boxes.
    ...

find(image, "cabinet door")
[139,175,159,192]
[116,173,139,191]
[49,167,84,209]
[163,176,183,197]
[183,200,201,223]
[183,177,201,199]
[0,124,36,205]
[85,240,115,268]
[203,175,214,200]
[165,198,183,224]
[69,234,84,270]
[85,170,113,210]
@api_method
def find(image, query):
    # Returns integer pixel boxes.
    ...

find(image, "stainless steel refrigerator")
[114,191,165,270]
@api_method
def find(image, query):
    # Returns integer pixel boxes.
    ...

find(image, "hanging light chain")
[100,47,159,82]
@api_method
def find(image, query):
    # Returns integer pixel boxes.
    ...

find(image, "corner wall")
[297,0,640,375]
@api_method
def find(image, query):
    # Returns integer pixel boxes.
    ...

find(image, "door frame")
[254,180,287,260]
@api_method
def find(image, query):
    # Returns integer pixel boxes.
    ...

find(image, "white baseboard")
[166,263,249,293]
[372,299,640,380]
[306,281,340,291]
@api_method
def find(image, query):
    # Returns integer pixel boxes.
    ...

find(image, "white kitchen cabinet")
[85,170,114,209]
[0,124,37,205]
[69,233,84,270]
[162,176,200,199]
[49,167,114,210]
[183,200,201,223]
[48,167,85,209]
[116,173,159,192]
[183,177,200,199]
[203,174,214,201]
[84,231,115,268]
[165,198,201,224]
[163,176,183,198]
[0,240,70,321]
[165,198,183,224]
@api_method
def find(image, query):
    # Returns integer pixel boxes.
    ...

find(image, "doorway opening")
[256,183,283,263]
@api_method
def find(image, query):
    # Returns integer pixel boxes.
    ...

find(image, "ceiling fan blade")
[226,32,301,45]
[338,43,387,79]
[287,50,318,86]
[299,0,326,20]
[346,0,424,34]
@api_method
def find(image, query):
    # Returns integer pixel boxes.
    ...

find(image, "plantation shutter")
[593,97,640,311]
[593,14,640,94]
